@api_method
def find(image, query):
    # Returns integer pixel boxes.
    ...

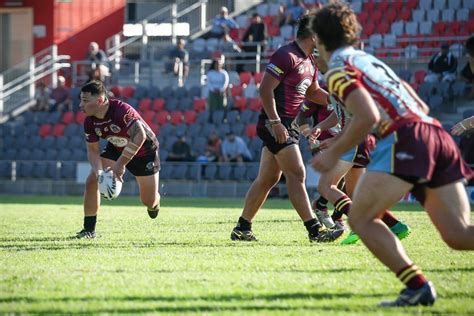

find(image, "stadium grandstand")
[0,0,472,198]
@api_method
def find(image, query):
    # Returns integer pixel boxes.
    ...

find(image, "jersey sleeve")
[325,65,363,102]
[265,49,293,81]
[83,118,99,143]
[120,104,140,131]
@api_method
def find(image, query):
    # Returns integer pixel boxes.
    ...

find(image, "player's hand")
[451,120,468,136]
[272,123,288,144]
[112,163,126,183]
[308,127,321,144]
[319,138,335,150]
[311,149,338,172]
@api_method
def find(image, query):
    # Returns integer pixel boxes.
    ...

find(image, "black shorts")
[100,142,160,176]
[257,117,300,154]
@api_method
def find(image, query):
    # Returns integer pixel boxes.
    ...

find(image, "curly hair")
[311,1,360,52]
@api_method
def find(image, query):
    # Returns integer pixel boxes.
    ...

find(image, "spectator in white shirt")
[207,59,229,112]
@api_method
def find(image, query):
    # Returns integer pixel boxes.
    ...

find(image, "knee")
[285,168,306,184]
[348,213,365,233]
[255,175,280,190]
[140,192,160,209]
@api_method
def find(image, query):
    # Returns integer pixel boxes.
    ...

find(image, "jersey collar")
[328,46,355,65]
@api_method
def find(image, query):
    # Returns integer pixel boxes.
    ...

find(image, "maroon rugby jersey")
[263,41,318,119]
[84,99,158,157]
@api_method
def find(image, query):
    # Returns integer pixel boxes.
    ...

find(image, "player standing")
[230,15,344,242]
[76,80,161,238]
[311,2,473,306]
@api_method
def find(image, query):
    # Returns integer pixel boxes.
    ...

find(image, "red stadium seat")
[450,21,461,34]
[239,72,252,86]
[234,96,247,111]
[39,124,52,138]
[139,98,152,112]
[122,86,135,99]
[363,22,375,37]
[268,25,280,37]
[249,97,263,112]
[406,0,418,10]
[379,22,390,35]
[253,72,264,85]
[378,0,389,12]
[358,12,369,25]
[399,9,411,21]
[371,11,383,25]
[362,1,375,13]
[193,98,206,112]
[152,98,165,111]
[156,111,170,125]
[75,112,86,124]
[414,70,427,84]
[62,111,75,125]
[149,123,159,135]
[231,85,243,97]
[392,0,403,12]
[110,86,123,98]
[386,10,397,24]
[263,15,273,27]
[141,110,155,125]
[229,28,240,41]
[434,22,446,35]
[53,123,65,137]
[170,111,183,125]
[184,110,197,124]
[245,124,257,138]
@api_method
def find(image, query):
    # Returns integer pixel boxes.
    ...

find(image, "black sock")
[236,216,252,231]
[331,211,343,222]
[304,218,321,236]
[316,197,328,210]
[84,216,97,232]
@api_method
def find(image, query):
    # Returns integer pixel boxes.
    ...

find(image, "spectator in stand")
[424,43,458,83]
[50,76,72,112]
[167,38,189,83]
[221,131,252,163]
[33,82,51,112]
[167,133,194,162]
[284,0,307,26]
[206,130,223,162]
[207,59,229,112]
[208,6,238,39]
[238,13,267,73]
[217,33,241,71]
[460,36,474,97]
[84,42,110,82]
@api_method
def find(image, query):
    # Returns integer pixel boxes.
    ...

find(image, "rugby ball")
[98,169,122,200]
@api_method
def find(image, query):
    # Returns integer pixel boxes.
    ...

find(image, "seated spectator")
[167,38,189,83]
[32,82,51,111]
[217,33,241,71]
[50,76,72,112]
[167,133,194,162]
[221,131,252,163]
[284,0,306,26]
[208,6,238,39]
[460,36,474,97]
[207,59,229,112]
[206,130,222,162]
[425,43,457,83]
[84,41,110,82]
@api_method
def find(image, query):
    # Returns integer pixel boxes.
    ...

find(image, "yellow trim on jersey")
[331,77,347,95]
[328,71,346,92]
[336,79,357,99]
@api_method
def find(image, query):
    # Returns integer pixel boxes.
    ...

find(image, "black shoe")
[76,229,96,239]
[147,206,159,219]
[230,228,257,241]
[309,227,344,242]
[380,282,437,307]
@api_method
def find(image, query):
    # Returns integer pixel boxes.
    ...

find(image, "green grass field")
[0,195,473,315]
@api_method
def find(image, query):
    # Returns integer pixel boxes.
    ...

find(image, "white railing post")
[256,44,261,73]
[113,34,121,72]
[134,61,140,85]
[200,0,207,31]
[29,57,35,99]
[0,74,4,116]
[141,20,148,61]
[171,3,178,45]
[51,45,58,88]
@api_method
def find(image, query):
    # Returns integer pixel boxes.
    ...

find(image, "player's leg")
[136,172,161,219]
[77,157,115,238]
[424,181,474,250]
[275,145,343,242]
[349,172,435,306]
[231,147,282,241]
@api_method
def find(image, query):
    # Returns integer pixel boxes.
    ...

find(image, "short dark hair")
[466,35,474,56]
[296,14,314,39]
[311,1,360,52]
[81,80,107,97]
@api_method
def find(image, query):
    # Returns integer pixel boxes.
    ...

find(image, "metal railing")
[0,45,70,123]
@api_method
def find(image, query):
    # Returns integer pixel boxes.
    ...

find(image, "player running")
[311,2,473,306]
[230,15,344,242]
[76,80,161,239]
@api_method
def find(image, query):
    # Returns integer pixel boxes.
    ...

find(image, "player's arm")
[328,87,379,157]
[305,80,329,105]
[113,120,146,181]
[86,141,102,176]
[401,80,429,114]
[259,72,288,143]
